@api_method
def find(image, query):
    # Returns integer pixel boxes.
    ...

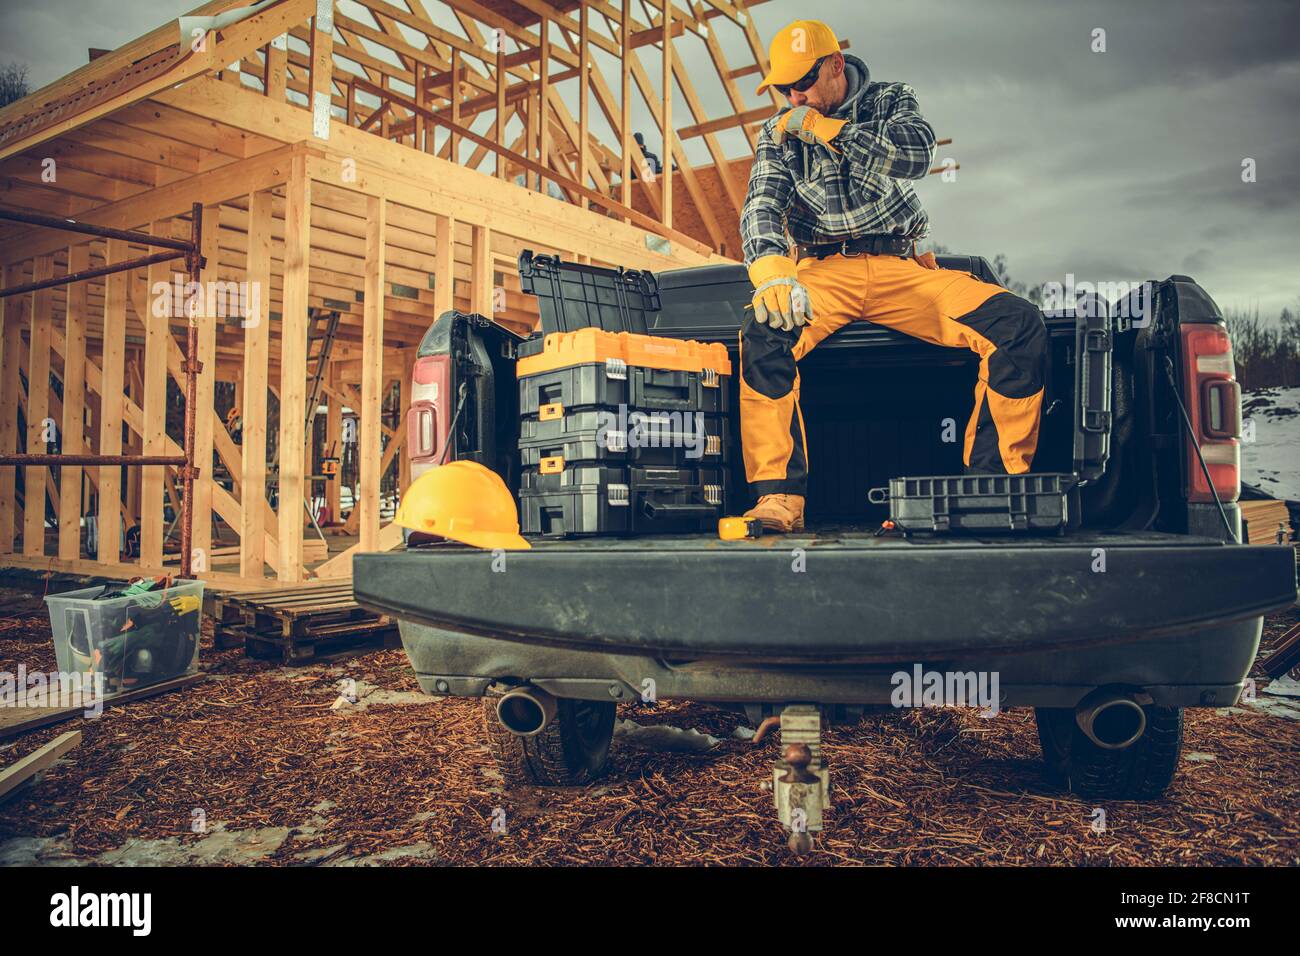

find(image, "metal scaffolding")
[0,203,205,578]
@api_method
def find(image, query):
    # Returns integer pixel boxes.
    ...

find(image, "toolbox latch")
[608,483,630,506]
[539,455,565,474]
[539,402,564,421]
[701,368,719,388]
[604,358,628,380]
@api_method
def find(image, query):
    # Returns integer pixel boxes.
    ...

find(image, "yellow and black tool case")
[519,409,727,468]
[520,464,728,537]
[516,328,732,417]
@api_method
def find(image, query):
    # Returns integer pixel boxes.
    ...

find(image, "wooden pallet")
[206,581,397,664]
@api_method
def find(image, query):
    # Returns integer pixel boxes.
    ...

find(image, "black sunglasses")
[774,57,827,97]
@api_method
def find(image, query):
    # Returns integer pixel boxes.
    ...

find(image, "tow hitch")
[772,705,830,855]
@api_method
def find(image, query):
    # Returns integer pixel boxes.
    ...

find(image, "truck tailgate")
[353,532,1298,663]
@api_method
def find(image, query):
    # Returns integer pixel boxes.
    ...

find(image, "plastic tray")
[868,473,1076,534]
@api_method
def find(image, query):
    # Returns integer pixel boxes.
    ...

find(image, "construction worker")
[740,20,1049,532]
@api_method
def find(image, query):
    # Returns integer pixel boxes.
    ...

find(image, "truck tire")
[482,697,615,787]
[1034,705,1183,800]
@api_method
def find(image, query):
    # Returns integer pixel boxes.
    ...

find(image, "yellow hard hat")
[756,20,841,96]
[394,461,531,550]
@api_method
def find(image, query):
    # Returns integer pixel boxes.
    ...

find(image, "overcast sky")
[1,0,1296,317]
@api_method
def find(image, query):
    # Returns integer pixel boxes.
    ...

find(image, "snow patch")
[1240,387,1300,501]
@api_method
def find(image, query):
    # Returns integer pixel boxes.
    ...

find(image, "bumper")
[395,615,1262,710]
[355,534,1297,662]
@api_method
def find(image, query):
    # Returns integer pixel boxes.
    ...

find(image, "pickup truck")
[354,254,1298,807]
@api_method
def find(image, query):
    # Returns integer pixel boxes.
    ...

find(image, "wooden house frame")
[0,0,789,587]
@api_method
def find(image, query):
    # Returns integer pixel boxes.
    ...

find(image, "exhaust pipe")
[1075,689,1148,750]
[496,686,558,737]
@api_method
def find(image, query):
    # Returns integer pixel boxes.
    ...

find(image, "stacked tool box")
[516,251,732,537]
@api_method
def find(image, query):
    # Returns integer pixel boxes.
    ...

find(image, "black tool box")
[517,331,730,417]
[519,249,660,335]
[868,473,1078,534]
[519,409,726,468]
[520,465,728,537]
[515,256,735,538]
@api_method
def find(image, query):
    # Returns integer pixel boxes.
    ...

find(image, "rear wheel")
[1035,705,1183,800]
[482,696,616,787]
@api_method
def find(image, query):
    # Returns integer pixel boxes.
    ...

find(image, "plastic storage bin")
[45,579,204,696]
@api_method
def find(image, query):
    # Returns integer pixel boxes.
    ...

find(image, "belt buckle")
[840,239,865,258]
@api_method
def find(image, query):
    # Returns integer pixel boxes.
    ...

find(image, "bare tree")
[0,62,30,107]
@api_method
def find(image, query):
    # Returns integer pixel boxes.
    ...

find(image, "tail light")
[1180,324,1240,503]
[408,354,451,479]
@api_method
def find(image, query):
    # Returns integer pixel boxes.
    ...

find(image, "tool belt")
[797,235,915,260]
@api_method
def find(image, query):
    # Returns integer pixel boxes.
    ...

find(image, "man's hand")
[773,106,847,154]
[749,255,813,332]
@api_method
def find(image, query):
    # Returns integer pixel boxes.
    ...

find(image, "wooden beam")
[449,48,461,161]
[0,144,298,269]
[358,193,386,553]
[0,0,318,162]
[277,151,312,581]
[433,213,455,318]
[58,245,89,561]
[138,223,172,567]
[677,105,772,140]
[662,1,673,231]
[0,265,26,552]
[96,241,127,564]
[191,204,220,572]
[24,256,55,556]
[536,34,548,193]
[620,2,632,219]
[496,45,507,180]
[157,79,721,268]
[0,731,81,799]
[266,34,288,101]
[344,76,708,255]
[241,191,273,578]
[309,0,335,140]
[578,4,589,208]
[471,224,492,317]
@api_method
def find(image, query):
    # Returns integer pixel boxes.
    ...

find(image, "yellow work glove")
[169,594,201,616]
[749,255,813,332]
[773,106,847,154]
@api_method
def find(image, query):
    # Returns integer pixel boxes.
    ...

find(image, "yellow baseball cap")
[756,20,841,96]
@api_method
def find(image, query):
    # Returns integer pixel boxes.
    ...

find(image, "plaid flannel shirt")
[741,55,937,265]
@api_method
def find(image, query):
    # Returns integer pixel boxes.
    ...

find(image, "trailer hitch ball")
[772,705,830,855]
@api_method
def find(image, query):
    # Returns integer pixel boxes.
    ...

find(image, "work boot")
[743,494,805,533]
